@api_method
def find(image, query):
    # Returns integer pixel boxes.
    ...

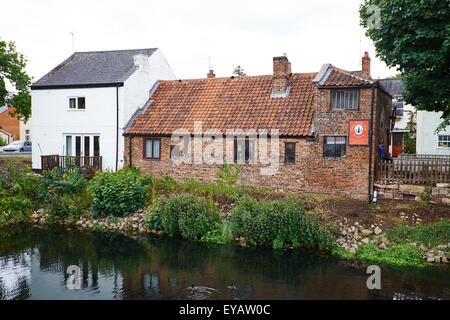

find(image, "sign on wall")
[349,120,369,145]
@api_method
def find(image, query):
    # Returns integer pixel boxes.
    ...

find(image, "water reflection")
[0,224,449,300]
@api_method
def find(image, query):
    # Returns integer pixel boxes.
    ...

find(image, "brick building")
[124,53,392,200]
[0,106,20,142]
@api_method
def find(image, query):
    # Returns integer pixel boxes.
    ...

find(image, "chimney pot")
[207,69,215,78]
[362,52,371,78]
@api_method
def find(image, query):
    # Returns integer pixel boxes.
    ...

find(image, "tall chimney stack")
[273,55,291,94]
[362,51,371,78]
[207,69,215,78]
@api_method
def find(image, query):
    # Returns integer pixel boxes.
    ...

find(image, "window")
[65,134,100,156]
[392,101,404,117]
[331,91,359,110]
[323,136,347,158]
[285,142,296,164]
[69,97,86,110]
[144,138,161,159]
[438,135,450,148]
[66,136,72,156]
[25,129,30,141]
[234,139,255,163]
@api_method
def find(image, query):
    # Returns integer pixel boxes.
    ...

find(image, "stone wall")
[375,183,450,205]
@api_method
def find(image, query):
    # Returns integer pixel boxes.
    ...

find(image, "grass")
[356,243,426,268]
[386,221,450,248]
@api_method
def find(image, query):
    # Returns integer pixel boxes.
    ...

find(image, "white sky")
[0,0,397,83]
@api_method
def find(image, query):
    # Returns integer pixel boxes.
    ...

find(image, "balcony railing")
[41,155,102,177]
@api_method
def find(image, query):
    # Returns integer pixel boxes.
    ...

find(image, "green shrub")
[88,168,147,217]
[231,197,335,250]
[148,194,220,240]
[356,243,426,268]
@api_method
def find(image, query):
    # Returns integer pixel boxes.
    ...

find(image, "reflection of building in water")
[0,250,32,299]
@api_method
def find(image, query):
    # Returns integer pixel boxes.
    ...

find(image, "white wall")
[119,49,176,169]
[32,49,176,171]
[416,110,450,155]
[32,86,123,171]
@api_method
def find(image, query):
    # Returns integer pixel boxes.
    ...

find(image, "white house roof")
[31,48,158,89]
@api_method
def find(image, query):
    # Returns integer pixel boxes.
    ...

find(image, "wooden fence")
[376,157,450,185]
[41,155,102,177]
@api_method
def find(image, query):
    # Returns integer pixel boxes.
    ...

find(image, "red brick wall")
[124,87,391,200]
[0,107,20,140]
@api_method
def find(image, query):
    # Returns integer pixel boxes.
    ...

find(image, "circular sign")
[354,124,364,135]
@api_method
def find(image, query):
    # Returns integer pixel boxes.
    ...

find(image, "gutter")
[31,82,124,90]
[368,85,376,203]
[115,85,119,172]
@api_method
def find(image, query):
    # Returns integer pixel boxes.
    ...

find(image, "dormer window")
[331,90,359,110]
[69,97,86,110]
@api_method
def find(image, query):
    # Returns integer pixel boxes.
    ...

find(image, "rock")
[442,257,448,264]
[349,247,356,254]
[361,229,373,237]
[378,243,386,250]
[419,244,427,251]
[374,227,382,235]
[361,238,369,244]
[434,256,442,263]
[427,256,434,263]
[399,185,426,195]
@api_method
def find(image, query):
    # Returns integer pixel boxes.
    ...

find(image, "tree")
[360,0,450,129]
[0,37,32,121]
[232,65,247,77]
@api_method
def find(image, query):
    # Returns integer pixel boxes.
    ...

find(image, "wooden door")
[392,133,403,158]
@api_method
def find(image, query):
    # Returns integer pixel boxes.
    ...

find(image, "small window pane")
[69,98,76,109]
[324,136,346,158]
[285,143,295,164]
[66,136,72,156]
[78,97,85,109]
[153,140,160,158]
[84,136,90,156]
[75,136,81,157]
[94,136,100,156]
[145,140,153,158]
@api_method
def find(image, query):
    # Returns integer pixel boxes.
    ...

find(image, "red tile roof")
[125,73,318,137]
[321,66,375,87]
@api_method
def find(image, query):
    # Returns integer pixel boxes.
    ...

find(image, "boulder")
[399,185,426,195]
[361,229,373,237]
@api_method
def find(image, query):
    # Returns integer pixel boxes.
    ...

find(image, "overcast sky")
[1,0,397,83]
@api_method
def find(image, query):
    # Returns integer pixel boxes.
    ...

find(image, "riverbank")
[1,158,449,268]
[26,198,450,268]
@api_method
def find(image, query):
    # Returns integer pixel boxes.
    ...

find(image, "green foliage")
[0,37,32,121]
[88,168,148,217]
[332,246,355,259]
[200,223,230,244]
[0,159,38,225]
[232,65,247,77]
[0,137,6,146]
[148,194,220,240]
[37,168,89,221]
[419,187,432,206]
[356,243,426,268]
[216,163,241,188]
[386,222,450,247]
[231,197,336,250]
[402,110,416,154]
[360,0,450,122]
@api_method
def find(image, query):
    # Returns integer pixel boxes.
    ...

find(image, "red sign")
[349,120,369,145]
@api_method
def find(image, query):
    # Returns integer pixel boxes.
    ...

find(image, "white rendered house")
[31,48,176,171]
[380,78,450,157]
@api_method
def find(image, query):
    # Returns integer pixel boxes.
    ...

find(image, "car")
[2,140,32,152]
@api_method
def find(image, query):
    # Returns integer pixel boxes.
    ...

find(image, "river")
[0,224,448,300]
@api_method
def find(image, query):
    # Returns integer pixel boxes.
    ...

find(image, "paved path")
[0,152,32,158]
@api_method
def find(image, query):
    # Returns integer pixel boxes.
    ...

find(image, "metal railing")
[41,155,102,177]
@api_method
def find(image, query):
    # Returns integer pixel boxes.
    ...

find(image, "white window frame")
[437,135,450,149]
[64,134,100,156]
[68,96,86,110]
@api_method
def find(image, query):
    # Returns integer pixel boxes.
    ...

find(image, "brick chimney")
[207,69,215,78]
[362,51,371,78]
[273,54,291,94]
